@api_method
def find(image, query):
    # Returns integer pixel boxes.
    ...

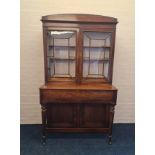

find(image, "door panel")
[80,103,109,128]
[46,103,76,128]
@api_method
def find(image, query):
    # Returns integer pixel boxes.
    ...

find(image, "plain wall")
[20,0,134,124]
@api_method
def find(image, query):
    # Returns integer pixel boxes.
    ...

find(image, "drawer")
[40,89,116,104]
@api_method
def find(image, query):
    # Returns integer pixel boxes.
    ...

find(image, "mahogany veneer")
[39,14,118,144]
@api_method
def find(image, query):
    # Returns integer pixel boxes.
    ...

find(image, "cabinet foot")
[108,135,112,145]
[42,136,46,145]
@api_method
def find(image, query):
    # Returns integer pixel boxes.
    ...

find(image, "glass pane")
[104,61,109,78]
[83,32,111,80]
[47,31,76,78]
[84,32,111,47]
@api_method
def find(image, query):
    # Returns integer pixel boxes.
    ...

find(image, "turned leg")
[108,135,112,145]
[108,106,115,145]
[42,135,46,145]
[41,105,47,144]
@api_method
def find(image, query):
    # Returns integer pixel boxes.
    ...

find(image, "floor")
[20,124,135,155]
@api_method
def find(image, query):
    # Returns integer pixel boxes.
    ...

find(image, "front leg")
[42,135,46,145]
[108,135,112,145]
[108,106,115,145]
[41,105,47,144]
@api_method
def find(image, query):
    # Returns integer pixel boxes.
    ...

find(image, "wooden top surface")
[41,14,118,24]
[40,82,117,91]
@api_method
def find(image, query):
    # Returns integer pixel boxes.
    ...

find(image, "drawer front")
[40,89,115,103]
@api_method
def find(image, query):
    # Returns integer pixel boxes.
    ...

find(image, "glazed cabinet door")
[46,103,76,128]
[81,29,115,83]
[79,103,110,128]
[43,28,79,82]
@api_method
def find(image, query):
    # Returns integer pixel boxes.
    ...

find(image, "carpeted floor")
[20,124,135,155]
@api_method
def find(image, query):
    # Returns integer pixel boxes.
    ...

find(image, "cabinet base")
[42,128,113,144]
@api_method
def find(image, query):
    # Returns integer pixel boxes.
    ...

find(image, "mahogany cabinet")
[39,14,118,144]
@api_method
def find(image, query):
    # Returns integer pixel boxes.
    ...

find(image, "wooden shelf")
[84,46,111,48]
[83,58,110,61]
[47,56,75,61]
[48,45,111,48]
[49,45,75,48]
[86,74,104,78]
